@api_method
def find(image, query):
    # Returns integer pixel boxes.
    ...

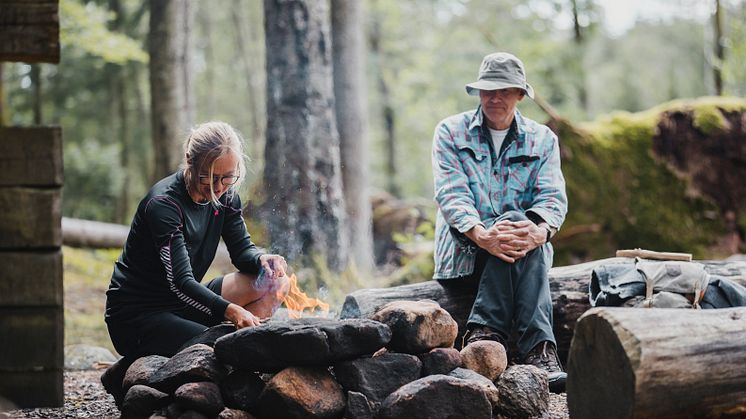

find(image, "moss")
[554,96,746,264]
[692,106,729,135]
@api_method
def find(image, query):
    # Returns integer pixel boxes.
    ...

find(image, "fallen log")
[567,307,746,418]
[341,257,746,359]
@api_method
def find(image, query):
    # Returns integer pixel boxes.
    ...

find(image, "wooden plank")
[0,127,63,187]
[0,370,63,408]
[0,1,60,63]
[0,187,61,249]
[0,250,62,306]
[0,306,63,371]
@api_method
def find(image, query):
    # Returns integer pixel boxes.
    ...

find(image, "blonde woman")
[105,121,286,358]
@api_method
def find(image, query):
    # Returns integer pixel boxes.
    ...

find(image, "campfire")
[280,273,330,319]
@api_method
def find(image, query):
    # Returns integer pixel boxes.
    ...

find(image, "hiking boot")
[462,325,507,348]
[523,341,566,393]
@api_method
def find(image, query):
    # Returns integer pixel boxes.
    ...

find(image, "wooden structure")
[0,0,62,408]
[567,307,746,418]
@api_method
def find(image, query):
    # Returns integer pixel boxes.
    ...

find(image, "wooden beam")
[0,0,60,64]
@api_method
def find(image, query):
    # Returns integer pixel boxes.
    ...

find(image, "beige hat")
[465,52,535,99]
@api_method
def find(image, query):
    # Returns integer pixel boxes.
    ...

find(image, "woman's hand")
[224,303,261,329]
[259,254,288,279]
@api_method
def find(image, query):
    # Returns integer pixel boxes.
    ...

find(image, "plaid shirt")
[432,107,568,279]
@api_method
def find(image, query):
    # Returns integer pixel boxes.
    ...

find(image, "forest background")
[2,0,746,351]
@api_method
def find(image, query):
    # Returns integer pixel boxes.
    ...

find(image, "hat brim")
[465,80,534,99]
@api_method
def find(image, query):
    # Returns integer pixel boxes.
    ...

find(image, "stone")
[121,384,169,418]
[174,381,224,417]
[370,300,458,354]
[333,352,421,402]
[64,344,118,370]
[218,408,257,419]
[177,410,209,419]
[123,355,169,392]
[377,375,492,419]
[100,356,135,408]
[255,366,346,419]
[178,324,237,351]
[220,370,265,411]
[148,344,227,394]
[417,347,462,376]
[448,367,500,411]
[214,318,391,372]
[460,340,508,381]
[495,365,549,419]
[344,391,378,419]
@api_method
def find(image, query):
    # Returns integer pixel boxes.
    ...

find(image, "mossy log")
[567,307,746,419]
[341,257,746,359]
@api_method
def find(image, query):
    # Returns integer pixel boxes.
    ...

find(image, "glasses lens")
[221,176,239,186]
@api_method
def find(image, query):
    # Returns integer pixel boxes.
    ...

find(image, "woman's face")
[195,152,240,203]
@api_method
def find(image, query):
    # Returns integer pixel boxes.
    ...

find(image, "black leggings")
[107,277,224,357]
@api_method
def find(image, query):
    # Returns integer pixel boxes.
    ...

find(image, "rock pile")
[101,300,549,418]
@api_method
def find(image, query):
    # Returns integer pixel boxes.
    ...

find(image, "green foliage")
[63,139,125,220]
[60,0,148,64]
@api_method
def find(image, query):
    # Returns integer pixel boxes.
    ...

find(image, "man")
[431,52,568,392]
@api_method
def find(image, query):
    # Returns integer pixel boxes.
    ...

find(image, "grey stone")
[64,344,118,370]
[220,370,265,411]
[255,366,346,419]
[344,391,378,419]
[418,347,462,376]
[121,384,169,418]
[333,352,421,402]
[218,408,257,419]
[179,324,237,351]
[123,355,169,392]
[448,367,500,411]
[496,365,549,419]
[174,381,224,417]
[378,375,492,419]
[214,318,391,372]
[371,300,458,354]
[148,344,227,394]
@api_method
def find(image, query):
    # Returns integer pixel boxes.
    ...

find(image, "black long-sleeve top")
[105,171,264,323]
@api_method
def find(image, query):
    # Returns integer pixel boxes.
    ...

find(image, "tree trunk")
[713,0,724,96]
[567,307,746,419]
[109,0,131,225]
[331,0,374,272]
[570,0,588,112]
[30,64,42,125]
[263,0,349,271]
[369,0,399,198]
[0,63,6,126]
[148,0,192,182]
[340,257,746,359]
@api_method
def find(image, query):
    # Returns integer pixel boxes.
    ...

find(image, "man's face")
[479,88,524,129]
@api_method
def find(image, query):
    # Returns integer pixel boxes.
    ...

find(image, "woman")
[105,121,287,358]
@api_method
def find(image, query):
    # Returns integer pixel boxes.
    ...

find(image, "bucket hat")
[465,52,534,99]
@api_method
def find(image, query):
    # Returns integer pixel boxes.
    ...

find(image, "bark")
[109,0,131,224]
[263,0,349,271]
[30,64,42,125]
[332,0,374,272]
[567,307,746,419]
[340,257,746,360]
[369,1,399,197]
[148,0,192,182]
[570,0,588,111]
[0,63,6,126]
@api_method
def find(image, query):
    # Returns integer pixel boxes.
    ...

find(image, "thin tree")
[264,0,349,271]
[331,0,374,272]
[148,0,193,182]
[713,0,724,95]
[0,63,6,126]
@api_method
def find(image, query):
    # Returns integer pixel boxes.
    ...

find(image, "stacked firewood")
[101,300,551,419]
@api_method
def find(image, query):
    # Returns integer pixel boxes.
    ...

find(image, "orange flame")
[280,273,330,319]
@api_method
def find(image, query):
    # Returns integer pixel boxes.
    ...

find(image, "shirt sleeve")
[221,194,264,274]
[145,196,231,321]
[432,122,484,234]
[526,131,568,230]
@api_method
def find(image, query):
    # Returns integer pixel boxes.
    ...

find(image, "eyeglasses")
[199,174,240,186]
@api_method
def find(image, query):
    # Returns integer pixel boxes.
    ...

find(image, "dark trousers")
[466,212,555,358]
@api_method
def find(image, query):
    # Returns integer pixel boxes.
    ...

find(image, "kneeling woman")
[105,121,286,357]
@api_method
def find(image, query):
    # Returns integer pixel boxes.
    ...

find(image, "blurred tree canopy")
[2,0,745,260]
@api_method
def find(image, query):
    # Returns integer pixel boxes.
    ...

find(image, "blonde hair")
[181,121,247,207]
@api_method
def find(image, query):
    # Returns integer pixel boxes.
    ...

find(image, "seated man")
[431,52,568,392]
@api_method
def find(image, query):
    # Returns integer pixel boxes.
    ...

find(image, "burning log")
[567,307,746,419]
[341,257,746,359]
